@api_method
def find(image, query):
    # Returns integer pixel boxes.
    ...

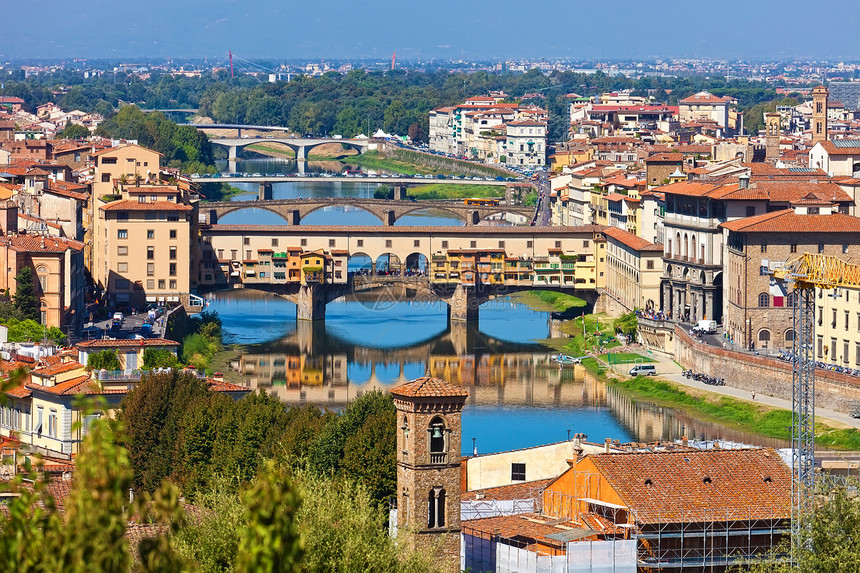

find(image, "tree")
[143,347,180,369]
[57,120,90,140]
[613,311,638,337]
[13,267,39,322]
[87,350,121,371]
[235,462,302,573]
[120,370,210,493]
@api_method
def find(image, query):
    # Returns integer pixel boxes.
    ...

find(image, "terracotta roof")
[390,377,469,398]
[462,513,571,548]
[32,361,85,378]
[463,479,554,502]
[76,338,179,349]
[123,186,181,194]
[90,143,163,157]
[5,381,31,398]
[602,227,662,252]
[28,374,95,396]
[646,153,683,162]
[207,379,251,393]
[0,234,83,253]
[100,200,192,212]
[44,185,89,201]
[817,140,860,155]
[586,449,791,524]
[679,91,730,104]
[720,209,860,234]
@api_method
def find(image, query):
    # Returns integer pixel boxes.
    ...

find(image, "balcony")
[430,452,447,464]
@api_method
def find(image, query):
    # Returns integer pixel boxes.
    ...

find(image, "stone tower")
[812,85,829,145]
[765,112,781,162]
[392,377,468,572]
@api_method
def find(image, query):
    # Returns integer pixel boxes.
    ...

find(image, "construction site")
[459,448,791,572]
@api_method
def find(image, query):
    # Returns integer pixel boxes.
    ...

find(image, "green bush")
[87,350,121,371]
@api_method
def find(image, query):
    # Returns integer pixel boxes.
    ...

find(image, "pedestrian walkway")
[599,347,860,430]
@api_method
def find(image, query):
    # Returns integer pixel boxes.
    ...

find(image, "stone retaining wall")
[673,326,860,413]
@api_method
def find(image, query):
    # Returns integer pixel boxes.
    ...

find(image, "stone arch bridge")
[208,136,369,162]
[202,197,535,226]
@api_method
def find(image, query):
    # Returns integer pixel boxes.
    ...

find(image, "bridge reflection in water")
[227,318,786,448]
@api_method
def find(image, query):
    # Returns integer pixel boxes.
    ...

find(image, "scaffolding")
[791,286,815,547]
[465,467,791,572]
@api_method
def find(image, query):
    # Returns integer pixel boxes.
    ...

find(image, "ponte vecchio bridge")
[199,225,606,321]
[200,196,535,226]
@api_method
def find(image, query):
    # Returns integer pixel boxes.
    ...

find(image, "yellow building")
[601,226,663,314]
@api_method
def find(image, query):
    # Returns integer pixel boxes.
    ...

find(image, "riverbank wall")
[673,326,860,414]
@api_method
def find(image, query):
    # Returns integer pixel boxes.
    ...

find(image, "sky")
[2,0,859,62]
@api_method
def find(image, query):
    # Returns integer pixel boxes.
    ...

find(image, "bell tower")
[812,85,829,145]
[765,112,781,162]
[392,377,468,572]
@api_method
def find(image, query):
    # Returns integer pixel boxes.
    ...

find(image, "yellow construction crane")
[771,253,860,552]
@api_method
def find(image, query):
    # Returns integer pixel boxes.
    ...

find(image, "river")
[207,157,787,454]
[208,289,787,455]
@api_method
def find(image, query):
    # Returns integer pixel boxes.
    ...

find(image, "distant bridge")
[200,196,534,226]
[205,136,371,166]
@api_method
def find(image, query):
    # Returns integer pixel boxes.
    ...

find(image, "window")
[847,311,850,331]
[245,250,251,260]
[356,239,363,247]
[170,229,177,239]
[583,240,589,248]
[746,206,756,217]
[386,240,392,248]
[146,263,154,276]
[147,247,154,260]
[158,279,166,289]
[790,243,797,253]
[243,237,250,245]
[441,241,448,249]
[758,293,769,307]
[138,195,146,203]
[818,335,823,358]
[117,211,128,221]
[845,341,850,364]
[169,263,176,276]
[301,239,307,247]
[169,279,177,289]
[470,241,476,248]
[856,342,860,366]
[427,488,446,529]
[819,243,825,254]
[218,249,224,259]
[831,338,838,361]
[646,260,655,270]
[146,279,154,289]
[555,241,562,248]
[844,244,849,254]
[48,409,57,438]
[760,243,767,253]
[759,330,771,343]
[169,247,177,260]
[117,229,128,239]
[511,463,526,481]
[117,245,128,256]
[102,157,117,165]
[414,240,421,248]
[147,229,154,239]
[101,173,110,183]
[118,262,128,273]
[167,214,179,222]
[526,240,533,249]
[329,239,336,247]
[271,238,279,247]
[498,241,505,249]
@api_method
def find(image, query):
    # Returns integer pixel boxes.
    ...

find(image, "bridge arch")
[393,205,469,225]
[300,202,385,225]
[214,204,294,225]
[302,140,366,157]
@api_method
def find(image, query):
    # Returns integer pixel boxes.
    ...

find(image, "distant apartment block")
[428,97,547,166]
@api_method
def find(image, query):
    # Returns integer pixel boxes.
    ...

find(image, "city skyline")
[3,0,859,61]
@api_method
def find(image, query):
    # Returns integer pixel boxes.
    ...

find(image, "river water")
[209,157,787,454]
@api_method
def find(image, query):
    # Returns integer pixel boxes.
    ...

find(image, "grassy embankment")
[344,149,514,179]
[512,295,860,449]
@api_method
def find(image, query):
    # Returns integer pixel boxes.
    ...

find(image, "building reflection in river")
[227,319,785,448]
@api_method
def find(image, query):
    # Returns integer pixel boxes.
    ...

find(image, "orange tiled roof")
[100,200,192,212]
[602,226,662,252]
[32,361,85,378]
[587,449,790,524]
[207,379,251,393]
[390,377,469,398]
[720,209,860,234]
[76,338,179,349]
[0,234,83,253]
[28,374,95,396]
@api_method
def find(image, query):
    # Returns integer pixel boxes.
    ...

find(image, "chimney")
[738,173,750,190]
[682,435,689,447]
[713,441,720,450]
[605,438,611,453]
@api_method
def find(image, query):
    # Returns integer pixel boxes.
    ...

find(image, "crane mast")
[772,253,860,551]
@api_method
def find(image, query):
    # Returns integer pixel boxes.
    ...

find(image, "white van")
[695,319,717,334]
[629,364,657,376]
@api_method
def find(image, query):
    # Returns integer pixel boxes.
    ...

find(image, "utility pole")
[229,50,234,79]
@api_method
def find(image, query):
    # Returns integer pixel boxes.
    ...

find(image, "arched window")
[759,329,771,342]
[758,293,770,308]
[785,330,795,344]
[428,487,446,528]
[428,417,447,464]
[36,266,48,292]
[786,292,795,308]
